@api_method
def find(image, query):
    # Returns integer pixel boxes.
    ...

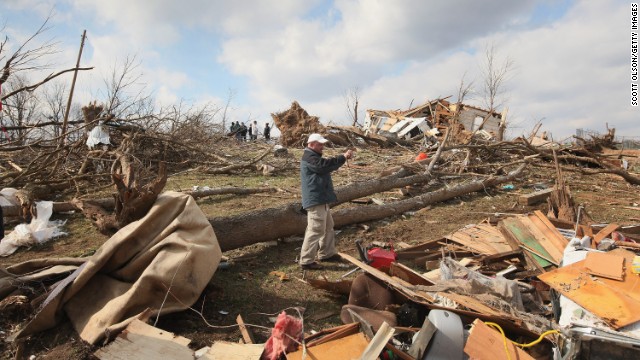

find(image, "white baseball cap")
[307,133,329,144]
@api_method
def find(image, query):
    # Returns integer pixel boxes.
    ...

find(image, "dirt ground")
[0,142,639,359]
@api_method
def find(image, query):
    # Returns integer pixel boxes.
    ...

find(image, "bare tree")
[0,15,59,86]
[41,81,67,138]
[1,17,92,121]
[102,55,153,119]
[344,86,361,127]
[478,43,514,140]
[456,72,474,105]
[2,75,39,143]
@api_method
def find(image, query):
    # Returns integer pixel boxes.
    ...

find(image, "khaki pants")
[300,204,336,265]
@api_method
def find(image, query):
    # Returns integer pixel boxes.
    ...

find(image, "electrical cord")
[484,322,560,360]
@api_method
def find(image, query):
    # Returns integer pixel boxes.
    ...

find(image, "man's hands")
[344,149,354,160]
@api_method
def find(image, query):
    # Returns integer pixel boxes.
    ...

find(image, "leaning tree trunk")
[211,164,526,251]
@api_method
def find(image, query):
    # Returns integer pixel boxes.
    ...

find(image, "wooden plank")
[394,237,443,253]
[538,249,640,329]
[389,262,436,286]
[306,323,360,347]
[94,320,192,360]
[464,319,535,360]
[444,223,511,255]
[339,253,433,302]
[500,217,553,268]
[236,314,256,344]
[396,250,439,260]
[422,258,473,282]
[531,211,569,255]
[584,252,625,281]
[593,223,620,245]
[498,221,544,273]
[204,342,264,360]
[480,250,524,265]
[518,216,563,263]
[359,321,395,360]
[286,332,370,360]
[408,317,436,359]
[117,319,190,346]
[436,292,517,320]
[519,245,559,267]
[518,188,554,205]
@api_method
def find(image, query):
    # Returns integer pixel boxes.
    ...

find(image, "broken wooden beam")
[480,249,525,265]
[236,314,256,344]
[518,187,554,205]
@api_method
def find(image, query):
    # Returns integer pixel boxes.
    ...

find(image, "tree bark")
[211,164,526,251]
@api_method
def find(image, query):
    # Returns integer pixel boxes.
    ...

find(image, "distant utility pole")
[60,29,86,146]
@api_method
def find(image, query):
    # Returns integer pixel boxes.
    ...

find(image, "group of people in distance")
[230,121,271,141]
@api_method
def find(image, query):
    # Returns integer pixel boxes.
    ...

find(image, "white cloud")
[2,0,638,139]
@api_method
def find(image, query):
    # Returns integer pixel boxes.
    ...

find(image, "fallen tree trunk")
[211,164,526,251]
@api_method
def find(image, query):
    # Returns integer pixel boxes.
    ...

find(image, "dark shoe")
[301,262,323,270]
[319,254,344,263]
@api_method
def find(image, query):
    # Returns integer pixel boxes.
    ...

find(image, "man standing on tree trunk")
[299,133,353,270]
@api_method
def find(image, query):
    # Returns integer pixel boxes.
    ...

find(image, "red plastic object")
[415,152,428,161]
[367,247,397,270]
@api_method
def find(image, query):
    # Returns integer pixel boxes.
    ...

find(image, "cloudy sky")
[1,0,637,140]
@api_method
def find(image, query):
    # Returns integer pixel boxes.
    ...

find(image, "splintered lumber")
[408,317,437,359]
[339,253,542,337]
[464,319,535,360]
[518,187,554,205]
[212,164,526,251]
[360,322,396,360]
[389,262,436,286]
[593,223,620,245]
[480,250,524,265]
[236,314,256,344]
[538,249,640,329]
[94,319,192,359]
[444,222,511,255]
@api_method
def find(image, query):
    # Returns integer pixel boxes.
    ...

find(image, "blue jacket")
[300,148,346,209]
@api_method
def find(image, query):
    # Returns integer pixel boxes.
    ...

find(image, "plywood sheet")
[538,249,640,329]
[584,252,625,281]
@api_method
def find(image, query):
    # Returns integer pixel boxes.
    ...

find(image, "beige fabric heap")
[13,191,222,344]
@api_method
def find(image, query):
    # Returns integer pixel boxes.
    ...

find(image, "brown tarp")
[10,191,222,344]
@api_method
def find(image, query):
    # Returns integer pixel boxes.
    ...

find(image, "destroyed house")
[364,98,506,138]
